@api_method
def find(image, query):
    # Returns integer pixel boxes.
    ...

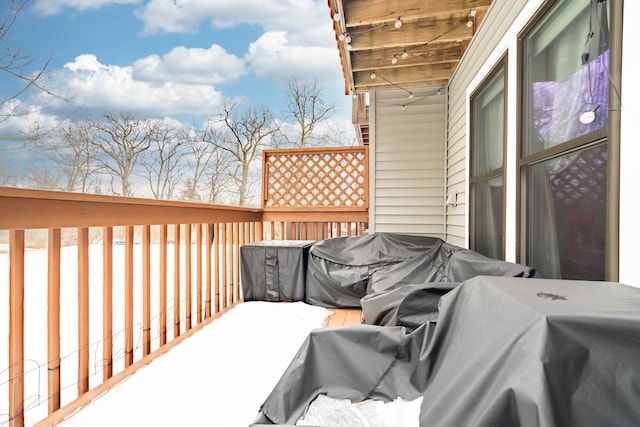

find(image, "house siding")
[446,0,530,250]
[370,89,446,237]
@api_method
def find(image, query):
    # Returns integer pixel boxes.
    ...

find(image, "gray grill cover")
[256,276,640,427]
[240,240,314,302]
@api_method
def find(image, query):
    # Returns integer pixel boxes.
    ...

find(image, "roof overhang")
[328,0,493,95]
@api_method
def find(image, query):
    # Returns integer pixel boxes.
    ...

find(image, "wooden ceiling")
[328,0,493,95]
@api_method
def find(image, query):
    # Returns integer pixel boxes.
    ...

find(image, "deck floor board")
[324,308,362,327]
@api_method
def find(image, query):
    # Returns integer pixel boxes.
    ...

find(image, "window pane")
[472,175,503,259]
[472,66,505,176]
[522,0,609,156]
[526,143,607,280]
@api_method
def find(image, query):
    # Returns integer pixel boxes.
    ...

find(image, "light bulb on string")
[402,50,409,59]
[391,55,398,65]
[334,12,341,22]
[370,72,376,80]
[339,33,345,41]
[408,92,414,100]
[395,17,402,29]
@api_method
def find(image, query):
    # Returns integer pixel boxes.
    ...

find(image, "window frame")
[516,0,622,280]
[469,55,508,260]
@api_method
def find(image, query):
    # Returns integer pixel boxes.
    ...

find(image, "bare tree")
[204,147,234,204]
[274,78,338,148]
[90,112,156,197]
[139,120,185,200]
[28,167,62,190]
[0,157,18,186]
[30,118,99,192]
[1,0,68,125]
[204,99,276,206]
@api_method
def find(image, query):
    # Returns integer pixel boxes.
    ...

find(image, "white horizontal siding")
[371,88,446,237]
[446,0,530,248]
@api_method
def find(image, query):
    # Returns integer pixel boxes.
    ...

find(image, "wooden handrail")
[1,144,369,427]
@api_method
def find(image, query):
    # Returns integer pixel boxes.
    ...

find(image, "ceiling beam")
[350,43,463,72]
[348,17,473,51]
[354,63,454,90]
[343,0,492,26]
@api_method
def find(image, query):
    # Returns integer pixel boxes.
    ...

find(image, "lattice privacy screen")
[263,147,368,209]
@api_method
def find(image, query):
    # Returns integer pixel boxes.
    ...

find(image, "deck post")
[9,230,25,427]
[47,229,62,414]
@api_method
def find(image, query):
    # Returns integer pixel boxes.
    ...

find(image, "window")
[470,60,506,260]
[520,0,610,280]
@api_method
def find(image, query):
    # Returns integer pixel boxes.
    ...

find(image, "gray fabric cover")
[255,277,640,427]
[240,240,314,302]
[305,233,537,308]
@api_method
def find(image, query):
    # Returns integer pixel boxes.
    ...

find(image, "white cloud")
[132,45,246,85]
[42,54,225,118]
[135,0,335,45]
[33,0,140,16]
[246,31,341,85]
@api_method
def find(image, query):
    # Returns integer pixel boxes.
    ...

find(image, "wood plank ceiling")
[328,0,493,95]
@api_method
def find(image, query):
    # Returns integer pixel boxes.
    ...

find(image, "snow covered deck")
[33,303,361,427]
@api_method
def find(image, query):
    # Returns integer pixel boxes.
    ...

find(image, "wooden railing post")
[47,229,61,414]
[142,225,151,356]
[173,224,181,339]
[9,229,25,427]
[185,224,192,330]
[124,226,134,367]
[77,227,90,396]
[102,227,113,380]
[196,224,203,323]
[159,224,168,346]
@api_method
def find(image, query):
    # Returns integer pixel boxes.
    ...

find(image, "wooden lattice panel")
[263,146,368,209]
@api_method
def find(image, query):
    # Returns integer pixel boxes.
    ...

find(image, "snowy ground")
[54,301,330,427]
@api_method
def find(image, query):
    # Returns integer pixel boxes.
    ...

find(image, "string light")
[370,72,376,80]
[334,12,341,22]
[467,10,477,28]
[402,50,409,59]
[408,92,414,100]
[391,55,398,65]
[395,17,403,29]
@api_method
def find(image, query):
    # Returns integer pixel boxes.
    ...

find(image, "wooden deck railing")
[1,151,369,427]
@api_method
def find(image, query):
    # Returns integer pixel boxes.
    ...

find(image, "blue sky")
[1,0,351,142]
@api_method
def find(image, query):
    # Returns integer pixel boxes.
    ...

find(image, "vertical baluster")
[196,224,203,323]
[185,224,192,330]
[233,223,239,303]
[159,225,168,346]
[220,223,227,309]
[77,227,90,395]
[9,230,25,427]
[124,226,134,367]
[173,224,181,339]
[142,225,151,356]
[47,228,61,414]
[207,224,215,317]
[102,227,113,380]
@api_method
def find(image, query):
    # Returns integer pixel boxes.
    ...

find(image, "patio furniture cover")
[240,240,315,302]
[305,233,537,308]
[254,276,640,427]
